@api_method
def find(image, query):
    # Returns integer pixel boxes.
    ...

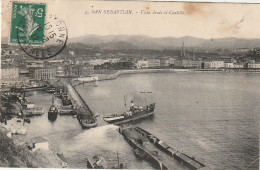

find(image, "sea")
[24,72,259,169]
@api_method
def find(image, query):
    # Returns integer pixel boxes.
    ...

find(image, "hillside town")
[1,42,260,87]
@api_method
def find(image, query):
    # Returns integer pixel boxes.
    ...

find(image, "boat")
[48,96,58,121]
[46,85,56,93]
[77,108,98,128]
[61,93,72,106]
[11,81,47,92]
[87,156,107,169]
[59,105,76,115]
[103,99,155,125]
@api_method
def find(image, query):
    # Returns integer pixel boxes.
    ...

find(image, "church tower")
[181,41,185,58]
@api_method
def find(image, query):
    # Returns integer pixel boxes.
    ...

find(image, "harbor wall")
[97,68,260,81]
[66,80,94,116]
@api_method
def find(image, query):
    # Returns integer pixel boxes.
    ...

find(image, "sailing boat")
[48,95,58,121]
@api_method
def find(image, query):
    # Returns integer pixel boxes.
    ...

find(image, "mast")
[117,151,120,168]
[147,91,153,103]
[124,95,127,110]
[52,95,54,105]
[140,91,147,106]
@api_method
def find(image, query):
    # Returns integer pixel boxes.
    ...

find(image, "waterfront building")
[160,58,175,67]
[211,61,224,68]
[174,60,183,67]
[89,59,109,66]
[35,68,57,80]
[56,66,65,77]
[203,62,212,69]
[71,65,83,77]
[224,63,234,68]
[1,64,19,85]
[147,59,160,68]
[136,60,148,69]
[233,64,244,69]
[247,63,260,69]
[108,58,121,63]
[82,64,95,76]
[203,61,224,69]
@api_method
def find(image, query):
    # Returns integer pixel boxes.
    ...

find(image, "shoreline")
[96,68,260,81]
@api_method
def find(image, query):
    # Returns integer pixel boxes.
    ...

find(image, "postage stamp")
[17,14,68,59]
[10,1,46,45]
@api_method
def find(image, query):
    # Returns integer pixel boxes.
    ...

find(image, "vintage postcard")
[1,0,259,169]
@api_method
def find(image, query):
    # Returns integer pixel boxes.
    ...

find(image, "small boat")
[48,96,58,121]
[87,156,107,169]
[46,85,56,93]
[61,93,72,106]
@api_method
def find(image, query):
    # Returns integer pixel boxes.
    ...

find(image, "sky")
[2,0,260,39]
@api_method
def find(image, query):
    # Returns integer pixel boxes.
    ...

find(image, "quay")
[119,126,207,170]
[65,80,97,128]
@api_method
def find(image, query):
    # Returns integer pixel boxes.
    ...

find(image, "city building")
[147,59,160,68]
[71,65,83,77]
[35,68,56,80]
[247,63,260,69]
[82,64,95,76]
[233,64,244,69]
[89,59,109,66]
[224,63,234,68]
[203,61,224,69]
[1,65,19,85]
[136,60,148,69]
[211,61,224,68]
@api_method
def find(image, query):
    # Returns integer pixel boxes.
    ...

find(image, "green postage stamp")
[10,1,46,45]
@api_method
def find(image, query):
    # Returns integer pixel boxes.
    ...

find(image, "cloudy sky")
[2,0,260,39]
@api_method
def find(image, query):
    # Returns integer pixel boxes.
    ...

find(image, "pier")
[65,80,97,128]
[66,80,94,116]
[119,126,207,170]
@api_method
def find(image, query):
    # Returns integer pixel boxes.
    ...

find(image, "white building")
[211,61,224,68]
[233,64,244,69]
[89,59,109,66]
[147,59,160,68]
[204,61,224,69]
[224,63,234,68]
[1,65,19,85]
[248,63,260,69]
[35,68,56,80]
[136,60,148,69]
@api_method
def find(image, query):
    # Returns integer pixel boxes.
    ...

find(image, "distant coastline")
[96,68,260,81]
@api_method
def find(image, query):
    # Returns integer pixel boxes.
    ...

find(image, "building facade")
[136,60,148,69]
[147,59,160,68]
[35,68,56,80]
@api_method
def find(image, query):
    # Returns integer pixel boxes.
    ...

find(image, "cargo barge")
[119,126,206,170]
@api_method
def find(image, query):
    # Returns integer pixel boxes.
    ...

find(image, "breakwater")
[66,81,94,116]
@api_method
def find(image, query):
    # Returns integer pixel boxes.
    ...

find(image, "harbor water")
[24,72,259,169]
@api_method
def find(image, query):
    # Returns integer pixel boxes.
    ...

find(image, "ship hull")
[48,111,58,121]
[104,111,154,125]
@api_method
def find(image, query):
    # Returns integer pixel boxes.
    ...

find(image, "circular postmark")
[17,13,68,59]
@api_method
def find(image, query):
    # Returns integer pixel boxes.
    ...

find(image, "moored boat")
[103,100,155,125]
[87,156,107,169]
[48,96,58,121]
